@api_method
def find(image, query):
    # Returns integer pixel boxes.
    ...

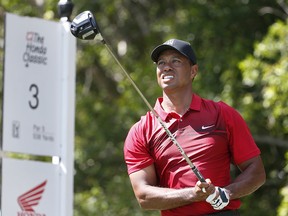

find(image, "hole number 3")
[29,84,39,109]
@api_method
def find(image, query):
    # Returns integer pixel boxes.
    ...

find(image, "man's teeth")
[164,75,174,79]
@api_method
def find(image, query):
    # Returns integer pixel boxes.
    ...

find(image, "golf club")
[70,11,206,184]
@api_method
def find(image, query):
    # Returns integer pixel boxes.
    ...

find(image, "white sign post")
[1,13,76,216]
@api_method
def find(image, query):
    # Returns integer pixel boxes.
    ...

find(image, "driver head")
[70,11,102,41]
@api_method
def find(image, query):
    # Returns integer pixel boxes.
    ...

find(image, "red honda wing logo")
[17,180,47,212]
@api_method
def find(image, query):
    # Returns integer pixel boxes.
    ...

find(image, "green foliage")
[238,19,288,216]
[278,186,288,216]
[1,0,288,215]
[239,19,288,134]
[278,153,288,216]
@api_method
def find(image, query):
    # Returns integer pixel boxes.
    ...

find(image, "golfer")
[124,39,266,216]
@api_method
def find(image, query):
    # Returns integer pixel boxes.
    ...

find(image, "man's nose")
[163,62,173,71]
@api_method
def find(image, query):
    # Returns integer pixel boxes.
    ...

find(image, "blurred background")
[0,0,288,215]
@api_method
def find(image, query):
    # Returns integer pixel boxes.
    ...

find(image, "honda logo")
[17,180,47,216]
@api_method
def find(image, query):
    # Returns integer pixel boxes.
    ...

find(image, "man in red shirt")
[124,39,266,216]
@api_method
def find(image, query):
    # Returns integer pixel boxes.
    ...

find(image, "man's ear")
[191,64,198,79]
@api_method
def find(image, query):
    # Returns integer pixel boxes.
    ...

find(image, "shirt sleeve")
[123,120,154,175]
[219,102,260,165]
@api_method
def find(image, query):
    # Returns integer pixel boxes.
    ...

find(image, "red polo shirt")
[124,94,260,216]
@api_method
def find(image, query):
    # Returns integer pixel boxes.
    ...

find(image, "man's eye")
[157,61,165,66]
[172,59,181,63]
[171,59,182,66]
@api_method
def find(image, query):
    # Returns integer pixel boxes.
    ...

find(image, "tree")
[238,18,288,216]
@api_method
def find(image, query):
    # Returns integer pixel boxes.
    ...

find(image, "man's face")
[155,49,197,92]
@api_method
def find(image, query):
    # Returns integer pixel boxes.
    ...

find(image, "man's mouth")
[162,75,174,80]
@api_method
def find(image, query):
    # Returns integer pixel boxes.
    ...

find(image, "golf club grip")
[192,166,206,182]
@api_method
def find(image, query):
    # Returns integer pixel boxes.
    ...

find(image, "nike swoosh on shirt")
[201,125,215,130]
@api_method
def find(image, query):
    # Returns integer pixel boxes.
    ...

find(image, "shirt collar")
[154,93,202,121]
[190,93,201,111]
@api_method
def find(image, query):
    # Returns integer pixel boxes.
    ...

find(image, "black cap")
[151,39,197,65]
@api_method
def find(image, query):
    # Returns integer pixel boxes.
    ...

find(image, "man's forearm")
[225,157,266,199]
[136,186,199,210]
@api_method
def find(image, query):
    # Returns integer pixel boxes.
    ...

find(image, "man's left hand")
[206,187,230,210]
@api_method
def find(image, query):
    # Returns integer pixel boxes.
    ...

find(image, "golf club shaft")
[103,43,206,183]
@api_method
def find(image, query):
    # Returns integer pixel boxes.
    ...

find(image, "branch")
[258,6,288,20]
[253,135,288,148]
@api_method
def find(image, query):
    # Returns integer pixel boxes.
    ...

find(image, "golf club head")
[70,11,103,41]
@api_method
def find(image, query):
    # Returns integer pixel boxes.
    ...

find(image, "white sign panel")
[3,13,63,156]
[1,158,60,216]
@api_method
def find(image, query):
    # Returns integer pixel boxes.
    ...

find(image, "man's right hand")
[194,179,216,201]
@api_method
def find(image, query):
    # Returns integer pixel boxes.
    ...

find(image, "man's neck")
[161,91,193,116]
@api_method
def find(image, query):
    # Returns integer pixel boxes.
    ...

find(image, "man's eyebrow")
[158,54,183,60]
